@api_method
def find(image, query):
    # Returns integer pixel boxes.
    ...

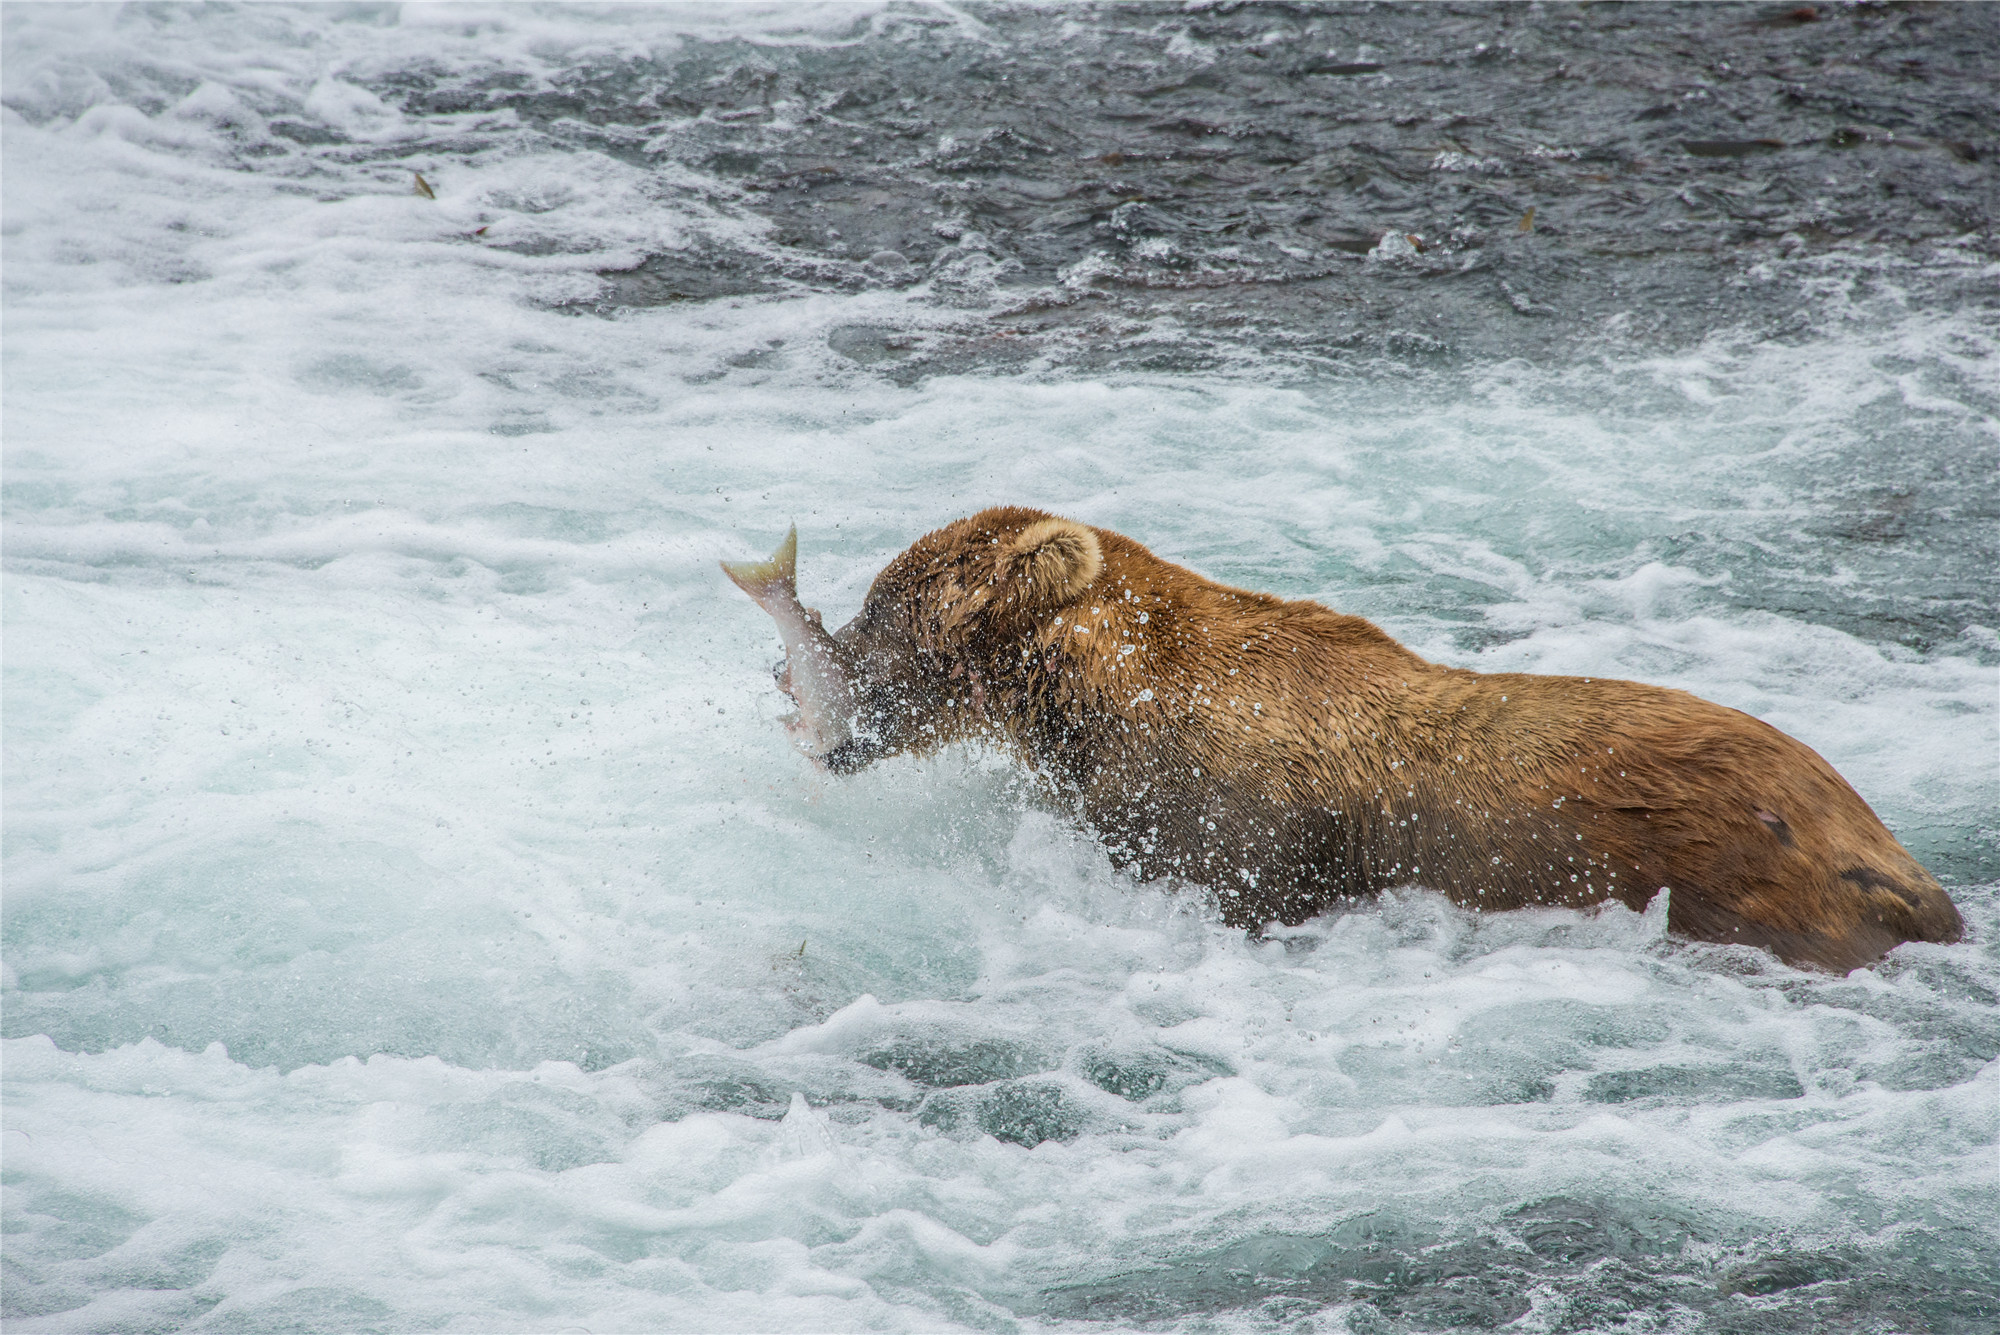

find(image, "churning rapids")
[3,5,1997,1333]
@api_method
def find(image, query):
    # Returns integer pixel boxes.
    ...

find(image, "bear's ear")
[1001,517,1102,612]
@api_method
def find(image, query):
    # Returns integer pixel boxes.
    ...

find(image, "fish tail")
[721,525,798,604]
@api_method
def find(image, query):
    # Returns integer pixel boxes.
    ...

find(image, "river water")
[4,5,1997,1332]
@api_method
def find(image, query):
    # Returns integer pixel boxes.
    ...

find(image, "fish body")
[721,527,858,759]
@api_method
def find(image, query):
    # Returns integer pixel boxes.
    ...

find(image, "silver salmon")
[720,526,859,760]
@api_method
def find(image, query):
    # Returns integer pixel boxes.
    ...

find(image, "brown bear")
[750,506,1964,973]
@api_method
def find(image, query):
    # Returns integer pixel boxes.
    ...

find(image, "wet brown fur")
[825,507,1963,973]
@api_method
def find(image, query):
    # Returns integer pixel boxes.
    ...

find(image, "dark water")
[375,1,2000,371]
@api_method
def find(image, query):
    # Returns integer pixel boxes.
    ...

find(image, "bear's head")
[819,507,1103,772]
